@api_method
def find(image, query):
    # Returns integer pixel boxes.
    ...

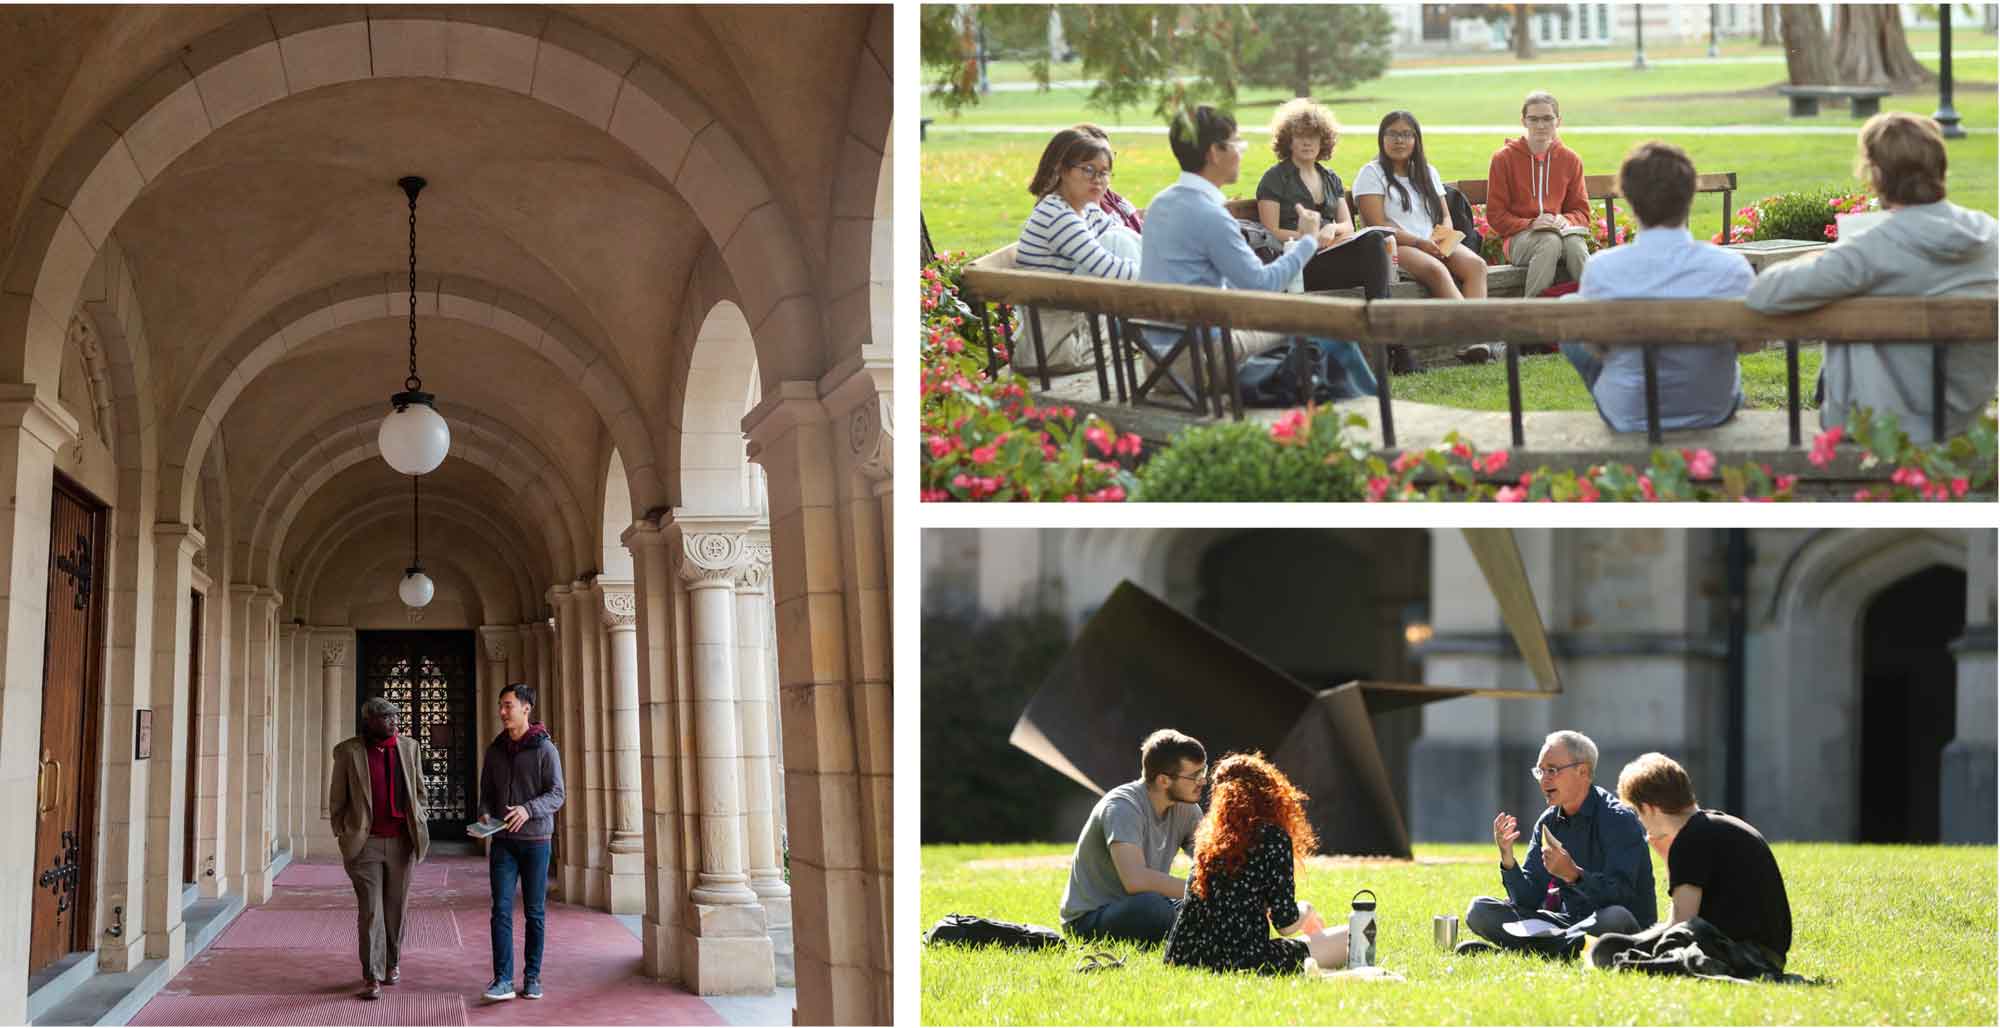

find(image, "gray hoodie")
[1744,200,1997,444]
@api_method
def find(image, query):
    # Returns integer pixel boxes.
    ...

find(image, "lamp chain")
[407,188,420,392]
[411,474,421,567]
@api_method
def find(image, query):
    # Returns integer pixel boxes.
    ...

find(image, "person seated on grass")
[1076,123,1146,235]
[1561,140,1757,433]
[1141,104,1378,400]
[1256,98,1395,299]
[1486,90,1591,300]
[1745,111,1998,445]
[1592,752,1793,972]
[1163,752,1350,975]
[1058,729,1208,945]
[1352,109,1487,303]
[1459,729,1654,957]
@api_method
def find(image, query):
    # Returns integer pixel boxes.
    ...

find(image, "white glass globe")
[378,402,450,475]
[398,570,435,608]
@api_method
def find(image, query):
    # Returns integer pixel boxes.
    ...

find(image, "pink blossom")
[1639,476,1658,501]
[970,444,998,465]
[1450,441,1473,460]
[1042,444,1060,461]
[1366,477,1391,502]
[921,489,947,502]
[1271,410,1308,444]
[1808,426,1844,467]
[1391,451,1423,474]
[1116,433,1143,458]
[1683,448,1718,479]
[1495,485,1526,502]
[952,473,971,490]
[1775,474,1798,493]
[1482,450,1510,474]
[926,435,953,459]
[1953,477,1970,498]
[1822,223,1838,241]
[1575,479,1600,503]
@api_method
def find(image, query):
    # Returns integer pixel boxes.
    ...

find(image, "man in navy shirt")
[1461,730,1656,956]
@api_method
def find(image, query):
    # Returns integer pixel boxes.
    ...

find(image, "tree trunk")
[1760,5,1780,47]
[1778,4,1836,84]
[1293,47,1312,98]
[1831,5,1936,88]
[1513,6,1537,59]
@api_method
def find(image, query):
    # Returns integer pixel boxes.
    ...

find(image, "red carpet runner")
[132,855,724,1026]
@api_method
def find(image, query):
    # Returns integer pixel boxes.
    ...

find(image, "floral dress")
[1163,822,1311,975]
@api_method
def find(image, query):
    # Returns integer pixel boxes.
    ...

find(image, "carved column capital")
[321,642,347,668]
[734,539,773,592]
[820,355,893,482]
[597,583,638,628]
[478,626,512,664]
[676,531,750,587]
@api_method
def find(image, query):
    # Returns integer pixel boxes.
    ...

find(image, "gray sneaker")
[482,979,516,1002]
[523,979,543,1000]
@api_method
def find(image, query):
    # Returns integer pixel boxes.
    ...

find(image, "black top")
[479,725,567,843]
[1164,822,1311,975]
[1667,809,1792,962]
[1255,161,1345,232]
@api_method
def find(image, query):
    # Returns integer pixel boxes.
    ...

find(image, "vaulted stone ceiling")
[0,4,890,624]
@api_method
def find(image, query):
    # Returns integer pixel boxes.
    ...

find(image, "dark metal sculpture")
[1011,529,1557,858]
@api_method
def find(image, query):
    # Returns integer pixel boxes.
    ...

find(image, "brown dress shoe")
[385,967,401,985]
[360,979,382,1000]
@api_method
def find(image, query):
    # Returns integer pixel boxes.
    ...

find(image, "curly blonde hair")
[1269,98,1338,162]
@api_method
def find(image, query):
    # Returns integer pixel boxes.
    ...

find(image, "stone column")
[317,633,351,860]
[478,626,513,771]
[1943,529,1997,843]
[597,581,645,913]
[142,523,203,970]
[224,586,257,898]
[673,517,773,994]
[275,623,297,861]
[242,589,281,904]
[0,384,81,1022]
[621,520,689,983]
[548,584,586,898]
[734,534,793,984]
[564,582,606,908]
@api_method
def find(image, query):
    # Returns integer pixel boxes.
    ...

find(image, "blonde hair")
[1855,112,1947,206]
[1269,98,1338,162]
[1617,752,1698,814]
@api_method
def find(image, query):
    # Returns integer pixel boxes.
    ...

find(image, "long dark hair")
[1027,129,1113,198]
[1376,110,1443,227]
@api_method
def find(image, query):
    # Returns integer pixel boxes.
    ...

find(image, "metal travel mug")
[1347,888,1378,969]
[1433,914,1458,950]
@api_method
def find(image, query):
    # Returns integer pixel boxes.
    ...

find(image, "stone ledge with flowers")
[921,251,1997,502]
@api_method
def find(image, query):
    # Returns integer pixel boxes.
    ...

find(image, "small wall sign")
[134,709,152,760]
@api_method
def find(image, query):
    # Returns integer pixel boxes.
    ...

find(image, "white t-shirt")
[1352,161,1449,239]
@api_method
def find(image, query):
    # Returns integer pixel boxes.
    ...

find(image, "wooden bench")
[1219,196,1531,299]
[1450,172,1739,253]
[1776,85,1891,119]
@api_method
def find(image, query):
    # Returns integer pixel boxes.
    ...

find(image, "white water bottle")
[1347,888,1378,969]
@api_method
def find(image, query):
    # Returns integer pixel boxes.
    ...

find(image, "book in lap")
[1431,225,1466,258]
[1535,223,1592,239]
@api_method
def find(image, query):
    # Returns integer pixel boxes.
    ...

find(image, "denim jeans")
[490,837,551,983]
[1066,892,1181,946]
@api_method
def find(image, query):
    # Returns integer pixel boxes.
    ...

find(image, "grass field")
[1391,346,1822,411]
[920,842,1999,1025]
[921,54,1999,259]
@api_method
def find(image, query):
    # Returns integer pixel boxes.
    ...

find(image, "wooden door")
[357,631,477,839]
[183,589,203,884]
[32,476,106,974]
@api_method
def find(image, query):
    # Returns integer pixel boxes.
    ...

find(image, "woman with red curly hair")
[1163,753,1349,974]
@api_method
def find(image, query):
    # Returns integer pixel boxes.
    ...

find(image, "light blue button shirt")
[1575,226,1757,432]
[1136,173,1317,355]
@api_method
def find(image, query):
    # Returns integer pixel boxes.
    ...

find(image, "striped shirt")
[1017,193,1137,280]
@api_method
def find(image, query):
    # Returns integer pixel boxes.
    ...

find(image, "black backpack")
[923,913,1064,951]
[1444,184,1483,255]
[1237,337,1363,407]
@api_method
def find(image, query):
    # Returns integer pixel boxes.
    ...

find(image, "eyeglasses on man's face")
[1170,768,1210,785]
[1217,137,1249,155]
[1068,163,1112,183]
[1529,760,1585,781]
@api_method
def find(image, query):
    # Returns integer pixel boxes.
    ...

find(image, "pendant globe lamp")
[378,176,450,475]
[399,473,435,608]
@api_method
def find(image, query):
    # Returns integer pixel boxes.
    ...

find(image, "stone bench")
[1777,85,1892,118]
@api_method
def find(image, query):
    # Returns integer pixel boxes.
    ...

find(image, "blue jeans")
[1320,339,1381,400]
[490,838,551,983]
[1066,893,1180,946]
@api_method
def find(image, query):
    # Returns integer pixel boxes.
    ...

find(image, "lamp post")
[1708,4,1720,58]
[1633,4,1647,69]
[1935,3,1965,139]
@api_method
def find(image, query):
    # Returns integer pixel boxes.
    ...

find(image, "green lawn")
[921,842,1999,1025]
[1391,347,1822,411]
[921,57,1999,259]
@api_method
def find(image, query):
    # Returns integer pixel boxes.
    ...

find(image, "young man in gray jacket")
[474,683,565,1002]
[1746,112,1997,444]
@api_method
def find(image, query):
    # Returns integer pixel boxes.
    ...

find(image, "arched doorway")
[1858,565,1964,843]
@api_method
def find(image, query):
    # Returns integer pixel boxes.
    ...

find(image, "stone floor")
[121,854,769,1027]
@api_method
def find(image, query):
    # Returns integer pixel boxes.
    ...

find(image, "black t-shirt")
[1255,161,1345,232]
[1666,809,1792,961]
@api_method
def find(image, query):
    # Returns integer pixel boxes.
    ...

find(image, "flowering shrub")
[1833,407,1996,501]
[1132,405,1371,501]
[920,252,1139,501]
[1712,188,1878,245]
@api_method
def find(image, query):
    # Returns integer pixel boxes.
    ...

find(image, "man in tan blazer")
[329,696,431,999]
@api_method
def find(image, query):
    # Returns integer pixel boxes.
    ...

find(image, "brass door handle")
[37,751,59,818]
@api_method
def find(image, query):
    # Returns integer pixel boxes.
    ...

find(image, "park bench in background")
[1777,85,1893,119]
[1450,171,1739,255]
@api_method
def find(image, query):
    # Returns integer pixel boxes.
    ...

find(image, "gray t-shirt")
[1058,780,1203,925]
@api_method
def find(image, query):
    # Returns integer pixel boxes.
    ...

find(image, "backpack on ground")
[1238,337,1363,407]
[923,913,1064,951]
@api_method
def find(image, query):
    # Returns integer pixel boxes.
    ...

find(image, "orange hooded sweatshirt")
[1486,136,1590,258]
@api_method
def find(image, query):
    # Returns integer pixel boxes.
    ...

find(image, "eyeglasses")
[1170,769,1210,785]
[1524,115,1558,126]
[1220,138,1249,154]
[1529,760,1585,781]
[1068,164,1112,182]
[1384,131,1417,142]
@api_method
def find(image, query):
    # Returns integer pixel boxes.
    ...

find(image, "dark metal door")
[33,476,105,974]
[356,631,477,838]
[183,589,202,884]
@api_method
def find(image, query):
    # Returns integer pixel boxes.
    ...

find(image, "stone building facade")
[0,6,890,1024]
[924,528,1995,847]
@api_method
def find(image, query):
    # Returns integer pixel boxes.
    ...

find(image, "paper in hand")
[1430,225,1465,258]
[1503,917,1564,938]
[1541,824,1559,851]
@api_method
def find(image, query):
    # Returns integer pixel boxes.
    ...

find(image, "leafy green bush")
[1135,408,1372,501]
